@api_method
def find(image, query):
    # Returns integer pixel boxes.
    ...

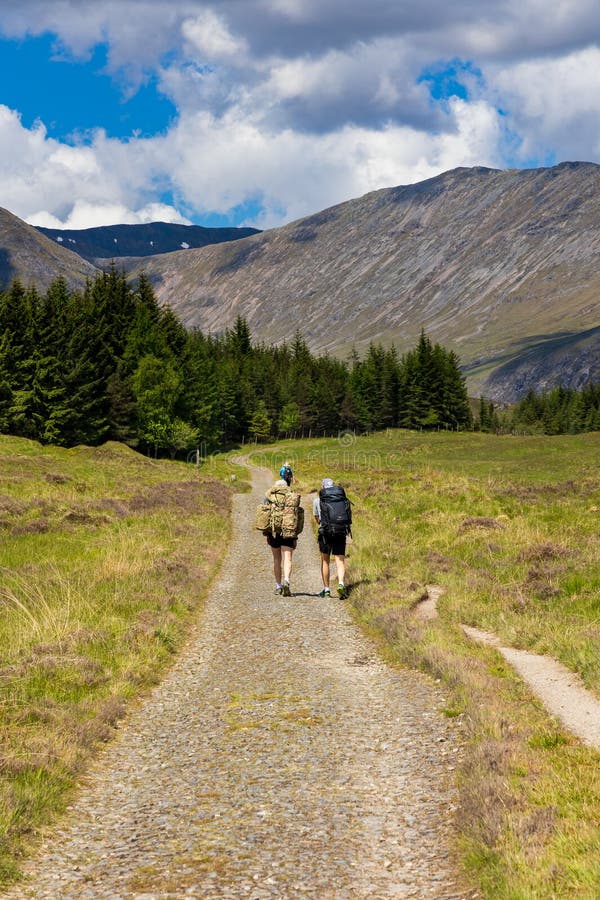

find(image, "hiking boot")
[337,583,348,599]
[282,581,291,597]
[319,588,331,598]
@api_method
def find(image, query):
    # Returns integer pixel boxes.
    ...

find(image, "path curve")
[415,589,600,752]
[5,464,469,899]
[462,626,600,751]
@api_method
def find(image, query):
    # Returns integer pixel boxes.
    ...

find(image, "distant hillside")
[35,221,261,263]
[4,163,600,401]
[124,162,600,400]
[0,207,97,293]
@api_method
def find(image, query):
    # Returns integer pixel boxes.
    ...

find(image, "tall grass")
[252,430,600,898]
[0,437,236,885]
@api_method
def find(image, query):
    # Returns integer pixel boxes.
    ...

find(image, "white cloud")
[435,98,503,170]
[237,37,442,134]
[490,46,600,161]
[0,1,599,231]
[0,2,201,84]
[155,97,503,228]
[28,200,191,229]
[46,143,101,178]
[0,105,188,227]
[182,10,247,62]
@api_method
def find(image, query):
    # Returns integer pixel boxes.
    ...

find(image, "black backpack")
[319,485,352,536]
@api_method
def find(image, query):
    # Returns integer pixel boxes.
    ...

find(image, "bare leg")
[321,552,331,588]
[334,555,346,584]
[271,547,282,583]
[281,547,293,582]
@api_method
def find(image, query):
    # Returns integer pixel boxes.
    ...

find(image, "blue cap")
[280,464,293,484]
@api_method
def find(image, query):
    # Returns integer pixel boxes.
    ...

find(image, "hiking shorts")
[318,529,346,557]
[266,534,297,549]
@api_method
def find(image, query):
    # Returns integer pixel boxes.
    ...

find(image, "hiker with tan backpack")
[255,465,304,596]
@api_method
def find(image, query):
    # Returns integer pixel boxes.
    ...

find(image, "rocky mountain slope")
[0,208,97,293]
[123,162,600,400]
[2,163,600,400]
[35,221,260,264]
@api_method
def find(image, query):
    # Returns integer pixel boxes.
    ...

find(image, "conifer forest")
[0,269,597,455]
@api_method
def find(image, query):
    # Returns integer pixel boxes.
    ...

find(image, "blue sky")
[0,36,176,139]
[0,1,599,231]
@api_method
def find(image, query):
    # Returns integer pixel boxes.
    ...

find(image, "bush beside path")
[5,462,470,899]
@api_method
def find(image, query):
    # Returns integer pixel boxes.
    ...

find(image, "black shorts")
[266,534,297,549]
[318,529,346,556]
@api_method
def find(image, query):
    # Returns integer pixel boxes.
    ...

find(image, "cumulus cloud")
[155,96,503,228]
[0,88,504,231]
[490,46,600,162]
[28,201,191,230]
[0,1,598,229]
[0,105,188,227]
[0,1,198,80]
[259,39,443,133]
[2,1,600,70]
[182,10,247,62]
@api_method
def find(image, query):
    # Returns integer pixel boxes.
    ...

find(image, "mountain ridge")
[2,162,600,401]
[34,221,261,264]
[122,161,600,399]
[0,207,98,293]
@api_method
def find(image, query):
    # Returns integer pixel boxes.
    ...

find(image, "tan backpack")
[256,485,304,538]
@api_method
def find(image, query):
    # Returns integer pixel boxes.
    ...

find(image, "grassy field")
[251,430,600,899]
[2,430,598,897]
[0,436,240,885]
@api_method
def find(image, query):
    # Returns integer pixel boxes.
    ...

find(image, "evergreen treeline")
[507,384,600,434]
[0,271,472,454]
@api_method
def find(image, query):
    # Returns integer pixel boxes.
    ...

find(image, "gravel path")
[7,466,469,899]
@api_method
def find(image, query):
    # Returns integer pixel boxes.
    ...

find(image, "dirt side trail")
[417,590,600,752]
[6,465,470,900]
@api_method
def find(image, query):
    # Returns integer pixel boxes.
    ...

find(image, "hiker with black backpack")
[255,467,304,596]
[313,477,352,599]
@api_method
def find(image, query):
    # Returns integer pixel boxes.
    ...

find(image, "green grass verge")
[250,430,600,899]
[0,437,240,885]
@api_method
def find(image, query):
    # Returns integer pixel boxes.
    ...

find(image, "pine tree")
[132,355,183,453]
[440,350,472,430]
[160,305,188,359]
[279,401,301,436]
[122,272,168,373]
[227,316,252,357]
[180,331,223,448]
[380,347,400,428]
[397,349,425,429]
[347,360,367,430]
[218,361,247,445]
[106,364,137,445]
[0,339,13,433]
[0,282,37,437]
[249,399,272,442]
[30,278,72,444]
